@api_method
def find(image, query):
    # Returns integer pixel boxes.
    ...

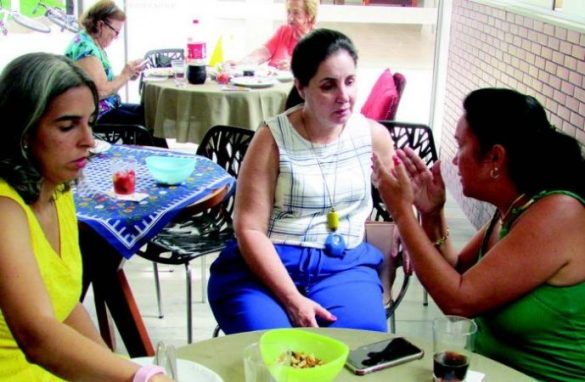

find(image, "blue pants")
[98,103,145,126]
[208,241,387,334]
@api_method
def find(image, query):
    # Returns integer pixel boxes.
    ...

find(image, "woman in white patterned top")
[208,29,396,333]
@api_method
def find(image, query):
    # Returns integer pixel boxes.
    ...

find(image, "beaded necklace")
[301,116,346,257]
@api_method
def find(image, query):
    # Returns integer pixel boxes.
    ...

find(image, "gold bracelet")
[433,228,450,247]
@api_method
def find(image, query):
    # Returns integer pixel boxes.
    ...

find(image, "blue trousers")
[208,241,387,334]
[98,103,145,126]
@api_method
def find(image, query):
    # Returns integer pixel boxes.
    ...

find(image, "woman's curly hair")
[0,52,98,204]
[80,0,126,34]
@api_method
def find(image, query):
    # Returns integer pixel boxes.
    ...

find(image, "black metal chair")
[375,121,439,313]
[92,123,154,146]
[139,125,255,343]
[139,48,184,94]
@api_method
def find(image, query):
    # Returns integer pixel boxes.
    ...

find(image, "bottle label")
[187,42,206,60]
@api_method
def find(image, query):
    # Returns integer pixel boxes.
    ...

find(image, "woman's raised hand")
[396,148,446,215]
[124,59,146,81]
[285,295,336,328]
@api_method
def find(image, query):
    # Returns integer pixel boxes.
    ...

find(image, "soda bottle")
[186,19,206,65]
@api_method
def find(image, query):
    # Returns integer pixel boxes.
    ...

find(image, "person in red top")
[239,0,318,70]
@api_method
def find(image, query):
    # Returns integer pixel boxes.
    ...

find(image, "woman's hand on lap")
[286,295,336,328]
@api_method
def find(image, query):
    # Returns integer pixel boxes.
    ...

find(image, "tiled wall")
[441,0,585,228]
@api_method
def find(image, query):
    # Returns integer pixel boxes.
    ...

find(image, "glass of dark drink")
[433,351,469,381]
[432,316,477,382]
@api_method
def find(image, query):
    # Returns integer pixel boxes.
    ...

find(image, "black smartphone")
[345,337,425,375]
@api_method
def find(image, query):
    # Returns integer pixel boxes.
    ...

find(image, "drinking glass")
[171,59,187,88]
[243,342,288,382]
[432,315,477,382]
[111,157,136,195]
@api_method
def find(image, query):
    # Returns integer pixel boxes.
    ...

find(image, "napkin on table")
[467,370,486,382]
[105,190,149,202]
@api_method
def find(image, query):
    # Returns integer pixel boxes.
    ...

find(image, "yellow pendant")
[327,209,339,231]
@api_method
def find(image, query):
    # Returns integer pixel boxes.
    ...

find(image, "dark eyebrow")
[54,115,82,123]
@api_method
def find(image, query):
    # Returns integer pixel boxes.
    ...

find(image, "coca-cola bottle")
[186,19,207,84]
[186,19,206,65]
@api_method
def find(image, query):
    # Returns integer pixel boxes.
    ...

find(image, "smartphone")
[345,337,424,375]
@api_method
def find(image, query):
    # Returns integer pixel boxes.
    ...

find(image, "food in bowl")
[145,156,196,185]
[287,351,324,369]
[260,329,349,382]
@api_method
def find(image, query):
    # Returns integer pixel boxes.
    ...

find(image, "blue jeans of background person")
[208,241,387,334]
[98,103,167,147]
[98,103,145,126]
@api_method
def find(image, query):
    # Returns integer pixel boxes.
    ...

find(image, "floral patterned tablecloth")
[74,144,235,259]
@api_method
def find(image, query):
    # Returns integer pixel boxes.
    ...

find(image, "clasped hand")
[372,147,446,218]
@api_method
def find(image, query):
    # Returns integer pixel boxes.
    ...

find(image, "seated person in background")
[237,0,318,70]
[65,0,145,127]
[0,52,171,382]
[208,29,396,334]
[373,88,585,381]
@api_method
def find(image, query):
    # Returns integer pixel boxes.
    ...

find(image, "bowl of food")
[145,156,196,185]
[259,329,349,382]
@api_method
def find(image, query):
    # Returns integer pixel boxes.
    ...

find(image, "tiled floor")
[81,22,477,355]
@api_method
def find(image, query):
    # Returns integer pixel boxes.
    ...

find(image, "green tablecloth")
[143,78,292,144]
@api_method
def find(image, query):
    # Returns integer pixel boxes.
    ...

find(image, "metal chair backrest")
[143,48,184,69]
[92,123,154,146]
[140,48,184,94]
[369,121,438,330]
[197,125,255,216]
[371,121,438,222]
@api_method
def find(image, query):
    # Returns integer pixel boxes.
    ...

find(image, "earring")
[490,167,499,179]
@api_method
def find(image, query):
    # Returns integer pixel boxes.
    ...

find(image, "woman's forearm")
[420,209,458,266]
[19,315,140,381]
[237,229,301,304]
[96,72,131,100]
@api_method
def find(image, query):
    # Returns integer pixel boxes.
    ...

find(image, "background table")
[76,145,235,356]
[176,328,534,381]
[143,78,292,144]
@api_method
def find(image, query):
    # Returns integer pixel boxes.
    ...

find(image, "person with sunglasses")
[65,0,148,136]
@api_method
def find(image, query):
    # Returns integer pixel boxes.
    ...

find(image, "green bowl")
[259,329,349,382]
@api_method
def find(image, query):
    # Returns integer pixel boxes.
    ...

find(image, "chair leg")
[390,313,396,334]
[212,325,221,338]
[153,263,164,318]
[186,262,193,344]
[423,289,429,306]
[200,256,207,303]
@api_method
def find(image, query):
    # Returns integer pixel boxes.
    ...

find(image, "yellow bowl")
[259,329,349,382]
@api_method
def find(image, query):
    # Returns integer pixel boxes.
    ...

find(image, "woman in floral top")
[65,0,145,127]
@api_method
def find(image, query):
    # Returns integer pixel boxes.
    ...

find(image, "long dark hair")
[0,53,99,204]
[463,88,585,197]
[291,28,358,87]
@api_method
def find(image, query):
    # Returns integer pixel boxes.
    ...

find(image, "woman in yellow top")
[0,53,171,381]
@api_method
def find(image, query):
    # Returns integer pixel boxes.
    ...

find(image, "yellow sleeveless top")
[0,181,82,381]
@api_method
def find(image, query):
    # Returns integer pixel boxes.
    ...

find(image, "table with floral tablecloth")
[75,144,235,357]
[74,144,235,259]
